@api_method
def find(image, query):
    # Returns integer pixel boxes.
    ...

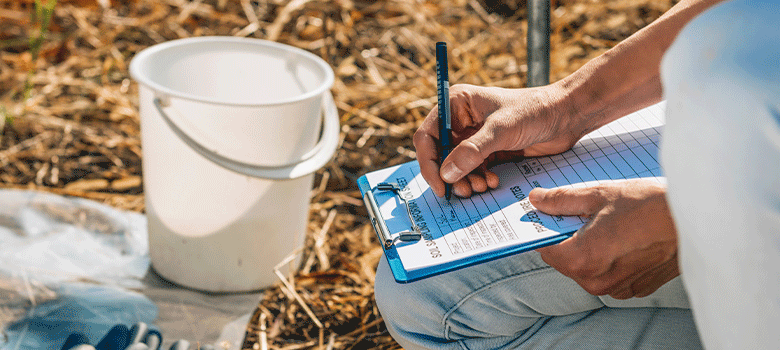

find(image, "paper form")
[363,102,666,272]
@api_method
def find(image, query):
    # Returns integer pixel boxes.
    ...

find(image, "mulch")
[0,0,675,348]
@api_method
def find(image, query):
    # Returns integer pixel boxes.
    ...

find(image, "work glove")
[60,322,209,350]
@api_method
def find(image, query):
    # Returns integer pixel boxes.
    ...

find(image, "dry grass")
[0,0,675,348]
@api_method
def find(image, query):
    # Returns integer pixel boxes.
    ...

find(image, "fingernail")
[441,162,463,183]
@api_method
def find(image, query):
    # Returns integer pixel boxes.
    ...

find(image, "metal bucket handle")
[153,92,339,180]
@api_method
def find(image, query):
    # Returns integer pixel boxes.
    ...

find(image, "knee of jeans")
[374,258,451,346]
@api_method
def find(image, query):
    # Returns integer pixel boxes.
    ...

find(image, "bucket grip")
[152,92,339,180]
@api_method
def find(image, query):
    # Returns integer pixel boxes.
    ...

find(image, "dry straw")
[0,0,675,348]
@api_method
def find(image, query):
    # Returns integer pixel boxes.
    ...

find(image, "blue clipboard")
[358,161,572,284]
[358,102,667,283]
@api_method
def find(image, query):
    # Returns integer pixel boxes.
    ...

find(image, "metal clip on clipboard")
[363,183,422,249]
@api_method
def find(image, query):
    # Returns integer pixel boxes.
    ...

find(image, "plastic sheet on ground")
[0,189,261,350]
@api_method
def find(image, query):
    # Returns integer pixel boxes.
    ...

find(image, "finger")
[413,107,445,197]
[528,186,606,216]
[129,322,149,345]
[420,155,445,197]
[465,173,488,193]
[536,232,587,277]
[485,170,499,189]
[477,164,500,189]
[96,324,130,350]
[452,178,473,198]
[143,330,162,350]
[451,165,498,198]
[537,216,610,282]
[458,165,501,197]
[170,340,191,350]
[464,166,499,194]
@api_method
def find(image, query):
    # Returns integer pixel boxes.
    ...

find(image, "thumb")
[529,187,605,216]
[440,122,508,183]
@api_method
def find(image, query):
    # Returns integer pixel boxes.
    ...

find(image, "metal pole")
[527,0,550,87]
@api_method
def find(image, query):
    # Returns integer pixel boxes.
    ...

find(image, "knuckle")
[540,187,565,205]
[594,184,619,202]
[586,186,609,205]
[449,85,474,105]
[588,184,608,197]
[567,250,606,278]
[537,248,556,265]
[551,188,571,202]
[449,83,472,96]
[582,279,611,296]
[412,128,430,146]
[634,289,653,298]
[609,290,633,300]
[566,254,592,277]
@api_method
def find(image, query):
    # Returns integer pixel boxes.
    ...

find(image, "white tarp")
[0,189,260,350]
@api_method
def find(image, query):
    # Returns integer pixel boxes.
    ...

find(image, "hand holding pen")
[414,44,505,199]
[413,70,584,198]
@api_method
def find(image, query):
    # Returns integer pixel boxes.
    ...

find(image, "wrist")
[545,78,594,141]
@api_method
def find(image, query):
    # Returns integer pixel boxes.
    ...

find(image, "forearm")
[555,0,726,133]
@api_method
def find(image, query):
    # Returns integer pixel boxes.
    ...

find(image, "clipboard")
[358,102,667,283]
[358,165,572,283]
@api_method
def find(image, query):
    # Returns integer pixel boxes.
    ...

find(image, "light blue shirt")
[662,1,780,348]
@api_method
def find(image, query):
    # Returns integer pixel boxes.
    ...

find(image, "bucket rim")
[129,36,335,107]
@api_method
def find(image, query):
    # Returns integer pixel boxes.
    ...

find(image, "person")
[374,0,780,348]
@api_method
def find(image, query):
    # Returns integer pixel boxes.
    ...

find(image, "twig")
[274,248,324,329]
[266,0,313,41]
[325,333,336,350]
[258,313,268,350]
[301,209,337,275]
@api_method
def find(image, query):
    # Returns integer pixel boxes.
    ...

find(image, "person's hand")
[413,83,588,198]
[530,180,679,299]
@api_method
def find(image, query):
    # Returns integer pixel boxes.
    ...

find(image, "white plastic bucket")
[129,37,337,292]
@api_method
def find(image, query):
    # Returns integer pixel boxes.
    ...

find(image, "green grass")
[24,0,58,100]
[1,105,10,134]
[2,0,57,134]
[29,0,57,60]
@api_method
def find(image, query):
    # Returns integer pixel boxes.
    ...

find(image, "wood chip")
[63,178,109,192]
[110,176,142,191]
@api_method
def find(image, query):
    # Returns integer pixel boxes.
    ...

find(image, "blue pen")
[436,42,453,200]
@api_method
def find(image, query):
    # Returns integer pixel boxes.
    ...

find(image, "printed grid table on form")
[364,102,667,270]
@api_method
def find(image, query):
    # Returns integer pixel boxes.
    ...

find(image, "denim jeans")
[375,251,700,349]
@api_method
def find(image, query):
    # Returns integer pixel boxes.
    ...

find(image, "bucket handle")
[153,92,339,180]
